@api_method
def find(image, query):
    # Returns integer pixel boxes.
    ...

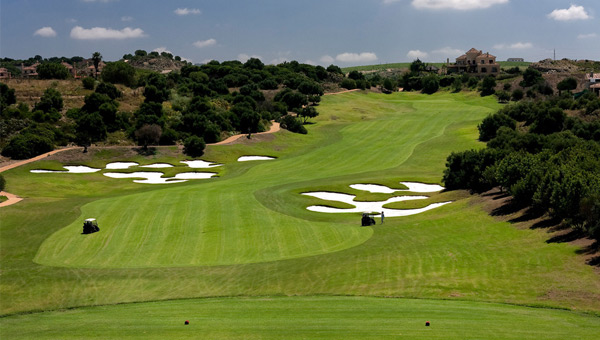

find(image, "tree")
[1,133,54,159]
[75,112,107,153]
[327,64,343,74]
[299,106,319,124]
[135,124,162,150]
[383,78,396,93]
[183,135,206,157]
[480,76,496,96]
[409,59,426,74]
[280,115,307,134]
[348,70,364,81]
[92,52,102,79]
[557,77,577,95]
[452,77,463,93]
[520,67,542,87]
[340,78,356,90]
[1,82,17,111]
[530,107,566,135]
[34,88,63,113]
[82,77,95,90]
[101,61,136,87]
[36,63,69,79]
[95,82,122,100]
[0,174,5,191]
[478,113,516,141]
[239,110,261,134]
[511,88,524,101]
[134,49,147,57]
[496,90,511,103]
[421,75,439,94]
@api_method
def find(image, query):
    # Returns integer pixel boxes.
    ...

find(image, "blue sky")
[1,0,598,65]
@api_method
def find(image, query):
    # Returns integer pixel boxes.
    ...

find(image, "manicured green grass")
[1,92,599,337]
[2,296,599,340]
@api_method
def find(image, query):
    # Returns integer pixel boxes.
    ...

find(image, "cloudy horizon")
[1,0,598,65]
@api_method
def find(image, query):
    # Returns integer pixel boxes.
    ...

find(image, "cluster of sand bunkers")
[31,156,451,216]
[304,182,451,217]
[30,156,275,184]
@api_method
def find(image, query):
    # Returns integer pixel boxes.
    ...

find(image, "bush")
[1,133,54,159]
[280,115,307,134]
[101,61,136,87]
[478,113,516,141]
[183,135,206,157]
[421,75,439,94]
[95,82,122,100]
[82,77,95,90]
[34,88,63,113]
[511,88,524,101]
[37,63,70,79]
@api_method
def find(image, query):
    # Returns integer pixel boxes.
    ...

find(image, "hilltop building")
[20,62,39,78]
[447,48,500,76]
[507,58,524,62]
[0,67,11,79]
[587,72,600,96]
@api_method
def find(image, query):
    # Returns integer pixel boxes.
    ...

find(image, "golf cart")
[361,212,376,226]
[82,218,100,234]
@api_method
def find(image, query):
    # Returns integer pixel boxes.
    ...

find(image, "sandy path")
[0,146,81,173]
[214,121,280,145]
[0,191,23,207]
[323,89,360,96]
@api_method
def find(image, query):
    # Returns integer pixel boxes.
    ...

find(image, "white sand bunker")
[30,166,101,174]
[303,191,451,217]
[180,160,222,168]
[237,156,275,162]
[103,171,216,184]
[140,163,174,168]
[303,181,450,217]
[105,162,139,169]
[350,182,444,194]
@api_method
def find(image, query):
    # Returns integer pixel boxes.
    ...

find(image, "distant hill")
[342,61,531,73]
[124,55,189,73]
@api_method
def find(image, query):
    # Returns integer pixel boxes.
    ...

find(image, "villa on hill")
[447,48,500,76]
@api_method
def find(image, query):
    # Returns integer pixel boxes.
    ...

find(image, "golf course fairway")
[1,92,599,338]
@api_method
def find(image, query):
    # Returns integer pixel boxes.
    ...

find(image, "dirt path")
[0,191,23,207]
[0,146,81,173]
[323,89,360,96]
[214,122,280,145]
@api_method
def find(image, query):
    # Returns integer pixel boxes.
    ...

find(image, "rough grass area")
[1,92,599,336]
[1,297,599,340]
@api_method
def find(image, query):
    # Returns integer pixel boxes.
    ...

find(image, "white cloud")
[238,54,262,63]
[320,55,335,64]
[304,60,317,66]
[432,47,463,55]
[121,16,133,22]
[33,27,57,38]
[493,42,532,50]
[70,26,145,40]
[407,50,428,59]
[548,5,590,21]
[153,47,172,54]
[411,0,508,10]
[578,33,597,39]
[174,8,201,16]
[335,52,378,63]
[193,38,216,48]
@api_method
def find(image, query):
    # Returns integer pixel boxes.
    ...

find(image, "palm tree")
[92,52,102,79]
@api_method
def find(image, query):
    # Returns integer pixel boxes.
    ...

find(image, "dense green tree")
[101,61,136,87]
[478,113,516,141]
[299,106,319,124]
[280,114,307,134]
[496,90,511,103]
[480,76,496,96]
[421,75,439,94]
[95,82,121,100]
[409,59,426,74]
[530,107,565,135]
[75,112,106,152]
[183,135,205,157]
[1,133,54,159]
[520,67,543,87]
[511,88,524,101]
[34,88,63,113]
[340,78,356,90]
[326,65,343,74]
[557,77,577,94]
[0,174,5,191]
[37,63,70,79]
[0,83,16,111]
[82,77,95,90]
[348,70,364,81]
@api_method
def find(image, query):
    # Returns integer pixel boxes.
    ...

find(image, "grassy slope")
[1,92,599,336]
[2,297,599,340]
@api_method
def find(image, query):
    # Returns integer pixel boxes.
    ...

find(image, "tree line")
[443,92,600,242]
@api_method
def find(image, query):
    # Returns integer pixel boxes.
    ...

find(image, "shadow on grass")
[135,147,157,156]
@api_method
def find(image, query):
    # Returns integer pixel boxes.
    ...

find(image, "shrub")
[280,115,307,134]
[340,78,356,90]
[82,77,95,90]
[511,88,524,101]
[37,63,70,79]
[1,133,54,159]
[421,75,439,94]
[101,61,136,87]
[478,113,517,141]
[95,82,122,100]
[183,135,206,157]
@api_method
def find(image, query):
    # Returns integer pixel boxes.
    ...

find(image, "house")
[61,62,78,78]
[0,67,11,79]
[20,62,40,77]
[587,72,600,96]
[83,59,105,77]
[447,48,500,76]
[507,58,524,62]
